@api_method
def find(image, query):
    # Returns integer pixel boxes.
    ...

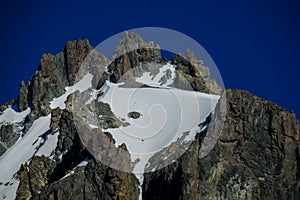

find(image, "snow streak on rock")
[50,73,93,109]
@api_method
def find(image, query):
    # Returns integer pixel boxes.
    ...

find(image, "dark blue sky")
[1,0,299,117]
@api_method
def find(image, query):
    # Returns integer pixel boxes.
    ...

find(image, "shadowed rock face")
[0,124,18,155]
[172,52,222,95]
[7,33,300,199]
[107,32,163,85]
[64,39,93,86]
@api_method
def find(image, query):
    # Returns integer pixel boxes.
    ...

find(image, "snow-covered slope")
[99,81,219,156]
[50,73,93,109]
[0,114,57,199]
[135,62,176,87]
[95,81,219,183]
[0,107,30,126]
[70,64,220,200]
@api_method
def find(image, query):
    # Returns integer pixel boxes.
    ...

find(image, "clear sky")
[1,0,299,117]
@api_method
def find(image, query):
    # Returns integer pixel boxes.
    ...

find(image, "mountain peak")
[113,32,159,60]
[0,32,299,200]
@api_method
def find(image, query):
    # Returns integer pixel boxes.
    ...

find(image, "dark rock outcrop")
[16,156,55,200]
[173,58,208,93]
[64,39,93,85]
[0,124,18,156]
[38,158,139,200]
[108,32,163,84]
[128,111,142,119]
[18,81,29,112]
[27,52,67,117]
[18,39,96,132]
[172,51,222,94]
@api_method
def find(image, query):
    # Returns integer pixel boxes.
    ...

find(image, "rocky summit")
[0,32,299,200]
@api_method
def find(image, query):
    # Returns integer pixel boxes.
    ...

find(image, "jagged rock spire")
[113,31,148,60]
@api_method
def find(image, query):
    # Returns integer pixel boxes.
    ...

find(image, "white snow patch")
[77,158,89,167]
[97,81,219,199]
[61,170,75,180]
[59,154,63,161]
[50,73,93,109]
[137,173,144,200]
[89,124,99,129]
[0,107,30,125]
[100,82,219,156]
[136,63,175,87]
[61,158,89,180]
[85,89,101,105]
[0,115,51,199]
[35,132,59,157]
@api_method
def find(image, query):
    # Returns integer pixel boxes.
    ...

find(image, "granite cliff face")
[0,33,299,199]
